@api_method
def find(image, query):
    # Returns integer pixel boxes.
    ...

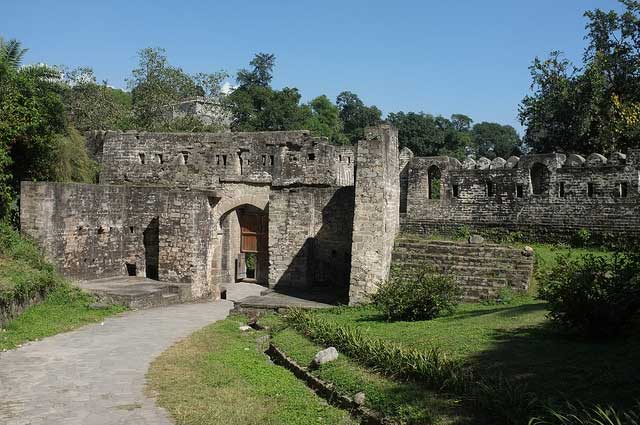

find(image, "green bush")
[372,265,461,321]
[529,401,640,425]
[537,252,640,338]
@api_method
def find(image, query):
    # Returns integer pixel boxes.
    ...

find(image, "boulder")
[239,325,252,332]
[468,234,484,245]
[312,347,338,367]
[522,246,534,257]
[353,392,366,406]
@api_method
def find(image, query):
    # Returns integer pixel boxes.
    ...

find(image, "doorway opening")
[144,217,159,280]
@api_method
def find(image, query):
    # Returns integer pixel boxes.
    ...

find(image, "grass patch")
[146,314,357,425]
[269,320,476,425]
[0,284,125,350]
[0,222,125,350]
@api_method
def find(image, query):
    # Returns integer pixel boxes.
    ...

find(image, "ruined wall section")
[92,130,355,189]
[20,182,215,297]
[403,150,640,241]
[268,186,355,301]
[348,125,400,305]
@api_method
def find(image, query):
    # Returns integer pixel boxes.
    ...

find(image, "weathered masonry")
[21,126,400,305]
[400,148,640,241]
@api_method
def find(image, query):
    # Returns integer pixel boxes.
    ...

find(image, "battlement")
[401,148,640,241]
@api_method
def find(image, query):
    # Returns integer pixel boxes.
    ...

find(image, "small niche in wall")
[129,226,135,233]
[516,184,524,198]
[216,155,221,166]
[452,184,460,198]
[138,153,146,164]
[222,155,228,167]
[486,181,494,197]
[126,263,137,276]
[587,182,595,198]
[269,155,275,166]
[347,156,351,164]
[339,154,343,162]
[262,155,267,166]
[559,182,566,198]
[156,153,164,164]
[619,182,628,198]
[181,152,190,165]
[308,153,316,161]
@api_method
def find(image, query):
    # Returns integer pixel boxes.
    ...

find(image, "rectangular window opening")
[126,263,137,276]
[516,184,524,198]
[620,182,628,198]
[308,153,316,161]
[269,155,275,166]
[587,182,594,198]
[452,184,460,198]
[262,155,267,166]
[486,181,494,197]
[222,155,227,167]
[559,182,566,198]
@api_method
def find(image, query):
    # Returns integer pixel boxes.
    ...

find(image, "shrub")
[372,265,461,321]
[471,375,540,425]
[529,401,640,425]
[537,252,640,338]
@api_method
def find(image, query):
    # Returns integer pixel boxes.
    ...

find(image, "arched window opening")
[428,165,441,200]
[530,162,550,195]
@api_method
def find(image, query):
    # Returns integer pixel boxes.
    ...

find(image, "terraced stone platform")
[76,277,193,309]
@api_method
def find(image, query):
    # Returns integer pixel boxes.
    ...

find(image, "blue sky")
[2,0,625,132]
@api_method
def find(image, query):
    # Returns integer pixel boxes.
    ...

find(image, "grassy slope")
[0,223,125,350]
[267,243,637,424]
[147,315,356,425]
[268,323,474,425]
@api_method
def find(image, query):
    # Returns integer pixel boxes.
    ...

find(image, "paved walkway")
[0,300,234,425]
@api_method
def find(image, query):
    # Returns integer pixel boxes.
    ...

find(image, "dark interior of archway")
[144,216,159,280]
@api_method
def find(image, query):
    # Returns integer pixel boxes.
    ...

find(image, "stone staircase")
[392,236,534,301]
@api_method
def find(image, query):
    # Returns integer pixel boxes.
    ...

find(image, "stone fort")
[20,125,640,305]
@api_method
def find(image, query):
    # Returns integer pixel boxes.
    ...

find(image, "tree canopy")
[519,0,640,154]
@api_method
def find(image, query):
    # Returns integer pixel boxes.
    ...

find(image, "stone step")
[392,253,533,270]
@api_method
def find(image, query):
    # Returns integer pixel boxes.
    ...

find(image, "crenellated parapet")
[401,148,640,241]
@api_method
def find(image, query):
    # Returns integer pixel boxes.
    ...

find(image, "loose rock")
[522,246,534,257]
[468,234,484,244]
[353,392,366,405]
[312,347,338,367]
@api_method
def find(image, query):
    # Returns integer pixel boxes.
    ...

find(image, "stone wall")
[348,125,400,304]
[90,130,355,189]
[392,236,534,301]
[20,182,215,297]
[402,149,640,241]
[269,186,355,300]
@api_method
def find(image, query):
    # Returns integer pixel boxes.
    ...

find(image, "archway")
[530,162,550,195]
[428,165,441,200]
[216,203,269,289]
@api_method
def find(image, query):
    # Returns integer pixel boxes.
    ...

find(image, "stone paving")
[0,300,233,425]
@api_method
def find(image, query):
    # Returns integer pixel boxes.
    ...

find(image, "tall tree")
[336,91,382,143]
[227,53,310,132]
[0,38,28,71]
[520,0,640,154]
[471,122,522,158]
[61,67,133,131]
[127,47,227,131]
[302,95,348,145]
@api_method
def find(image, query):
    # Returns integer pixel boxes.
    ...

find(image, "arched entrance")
[214,202,269,291]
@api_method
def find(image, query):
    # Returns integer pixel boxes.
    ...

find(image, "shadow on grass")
[348,301,549,324]
[466,319,640,409]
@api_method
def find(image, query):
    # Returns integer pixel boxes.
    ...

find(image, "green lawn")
[0,223,125,350]
[0,284,126,350]
[146,315,357,425]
